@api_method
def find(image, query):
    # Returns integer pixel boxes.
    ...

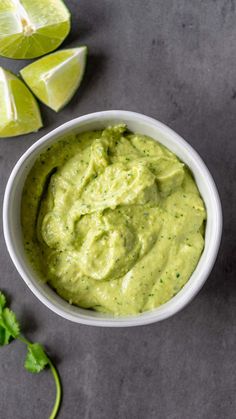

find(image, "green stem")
[17,335,31,345]
[48,359,62,419]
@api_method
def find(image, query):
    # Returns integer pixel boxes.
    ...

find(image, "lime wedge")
[0,0,70,59]
[20,47,87,112]
[0,67,42,137]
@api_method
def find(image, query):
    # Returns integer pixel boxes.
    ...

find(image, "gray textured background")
[0,1,235,418]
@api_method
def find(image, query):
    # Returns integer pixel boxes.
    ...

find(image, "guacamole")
[21,125,206,315]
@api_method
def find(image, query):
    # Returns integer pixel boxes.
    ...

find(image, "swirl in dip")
[21,125,206,315]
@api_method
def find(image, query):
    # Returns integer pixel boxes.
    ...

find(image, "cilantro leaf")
[25,343,49,373]
[0,325,11,346]
[1,308,20,339]
[0,292,20,345]
[0,291,6,314]
[0,326,4,345]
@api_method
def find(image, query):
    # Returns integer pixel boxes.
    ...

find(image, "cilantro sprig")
[0,291,62,419]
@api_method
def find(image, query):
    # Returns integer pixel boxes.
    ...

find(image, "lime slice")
[0,0,70,59]
[20,47,87,112]
[0,67,42,137]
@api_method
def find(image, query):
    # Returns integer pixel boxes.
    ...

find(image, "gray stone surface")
[0,0,235,418]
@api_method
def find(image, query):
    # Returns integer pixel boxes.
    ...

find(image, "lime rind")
[0,67,42,138]
[20,47,88,112]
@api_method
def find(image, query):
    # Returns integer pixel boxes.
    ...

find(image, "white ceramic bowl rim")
[3,111,222,327]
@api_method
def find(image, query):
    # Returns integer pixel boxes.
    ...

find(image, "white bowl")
[3,111,222,327]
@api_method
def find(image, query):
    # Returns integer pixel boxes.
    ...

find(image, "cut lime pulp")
[20,47,87,112]
[0,0,70,59]
[0,67,42,137]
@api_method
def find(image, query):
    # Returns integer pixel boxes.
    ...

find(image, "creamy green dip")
[21,125,206,315]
